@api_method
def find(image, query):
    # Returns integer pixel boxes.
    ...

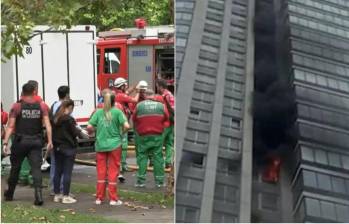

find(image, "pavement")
[1,155,174,223]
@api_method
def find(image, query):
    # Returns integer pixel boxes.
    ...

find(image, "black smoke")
[253,0,297,163]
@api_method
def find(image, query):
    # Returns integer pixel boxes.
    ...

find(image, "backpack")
[49,101,61,124]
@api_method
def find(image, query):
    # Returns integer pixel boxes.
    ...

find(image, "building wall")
[175,0,255,222]
[276,0,349,222]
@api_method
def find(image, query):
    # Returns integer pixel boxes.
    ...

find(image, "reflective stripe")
[97,180,106,183]
[108,182,117,185]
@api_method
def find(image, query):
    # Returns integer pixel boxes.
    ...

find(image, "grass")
[70,182,174,208]
[1,203,120,223]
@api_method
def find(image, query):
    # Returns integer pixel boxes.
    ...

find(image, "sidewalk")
[1,164,173,223]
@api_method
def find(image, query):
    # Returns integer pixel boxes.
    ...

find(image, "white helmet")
[114,77,127,88]
[137,80,148,90]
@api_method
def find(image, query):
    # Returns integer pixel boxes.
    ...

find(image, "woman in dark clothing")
[52,99,86,204]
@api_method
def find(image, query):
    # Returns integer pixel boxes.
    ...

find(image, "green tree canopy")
[1,0,173,61]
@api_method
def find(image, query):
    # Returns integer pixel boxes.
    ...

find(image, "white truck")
[1,25,98,126]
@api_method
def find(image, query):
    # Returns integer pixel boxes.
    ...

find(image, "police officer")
[19,80,45,185]
[2,83,53,205]
[132,89,169,188]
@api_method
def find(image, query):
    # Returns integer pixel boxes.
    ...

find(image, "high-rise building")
[274,0,349,222]
[176,0,349,222]
[175,0,255,222]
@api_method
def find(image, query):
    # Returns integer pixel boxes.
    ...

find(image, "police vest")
[16,102,43,135]
[135,100,166,136]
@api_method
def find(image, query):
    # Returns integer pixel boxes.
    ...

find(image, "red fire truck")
[96,20,174,96]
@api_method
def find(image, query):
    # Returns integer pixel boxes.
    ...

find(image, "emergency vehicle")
[96,19,175,95]
[1,25,98,125]
[1,22,174,155]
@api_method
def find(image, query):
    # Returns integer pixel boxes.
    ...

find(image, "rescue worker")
[132,89,169,188]
[91,88,126,183]
[114,78,140,173]
[49,86,71,196]
[2,83,53,205]
[87,91,130,205]
[19,80,45,185]
[156,79,175,168]
[137,80,149,102]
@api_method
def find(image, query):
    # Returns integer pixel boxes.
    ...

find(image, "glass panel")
[332,177,346,194]
[320,201,336,221]
[328,153,342,168]
[305,198,321,217]
[303,170,317,187]
[104,48,121,74]
[315,150,328,165]
[317,173,332,191]
[301,146,314,162]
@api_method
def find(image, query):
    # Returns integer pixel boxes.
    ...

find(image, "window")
[181,151,204,168]
[176,38,187,47]
[315,150,327,165]
[320,201,336,221]
[177,12,193,21]
[328,153,342,168]
[316,75,327,86]
[295,69,305,81]
[331,177,346,194]
[342,155,349,170]
[303,170,317,187]
[216,158,239,175]
[301,146,314,162]
[317,173,332,191]
[305,198,321,217]
[214,183,237,203]
[177,25,190,34]
[104,48,121,74]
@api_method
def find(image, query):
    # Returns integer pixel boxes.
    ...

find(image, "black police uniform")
[5,101,44,205]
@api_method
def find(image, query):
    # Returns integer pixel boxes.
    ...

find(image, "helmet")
[137,80,148,90]
[114,77,127,88]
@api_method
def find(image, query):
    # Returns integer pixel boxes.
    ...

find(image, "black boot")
[4,184,16,201]
[34,187,43,206]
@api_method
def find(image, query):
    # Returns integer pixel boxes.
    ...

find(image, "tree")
[1,0,172,61]
[75,0,172,32]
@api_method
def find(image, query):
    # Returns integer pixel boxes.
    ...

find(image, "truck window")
[104,48,121,74]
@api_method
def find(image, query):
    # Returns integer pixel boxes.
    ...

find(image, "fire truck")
[1,22,174,162]
[1,21,174,124]
[96,20,175,95]
[1,25,98,125]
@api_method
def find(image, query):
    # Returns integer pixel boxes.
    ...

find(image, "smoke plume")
[253,0,297,163]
